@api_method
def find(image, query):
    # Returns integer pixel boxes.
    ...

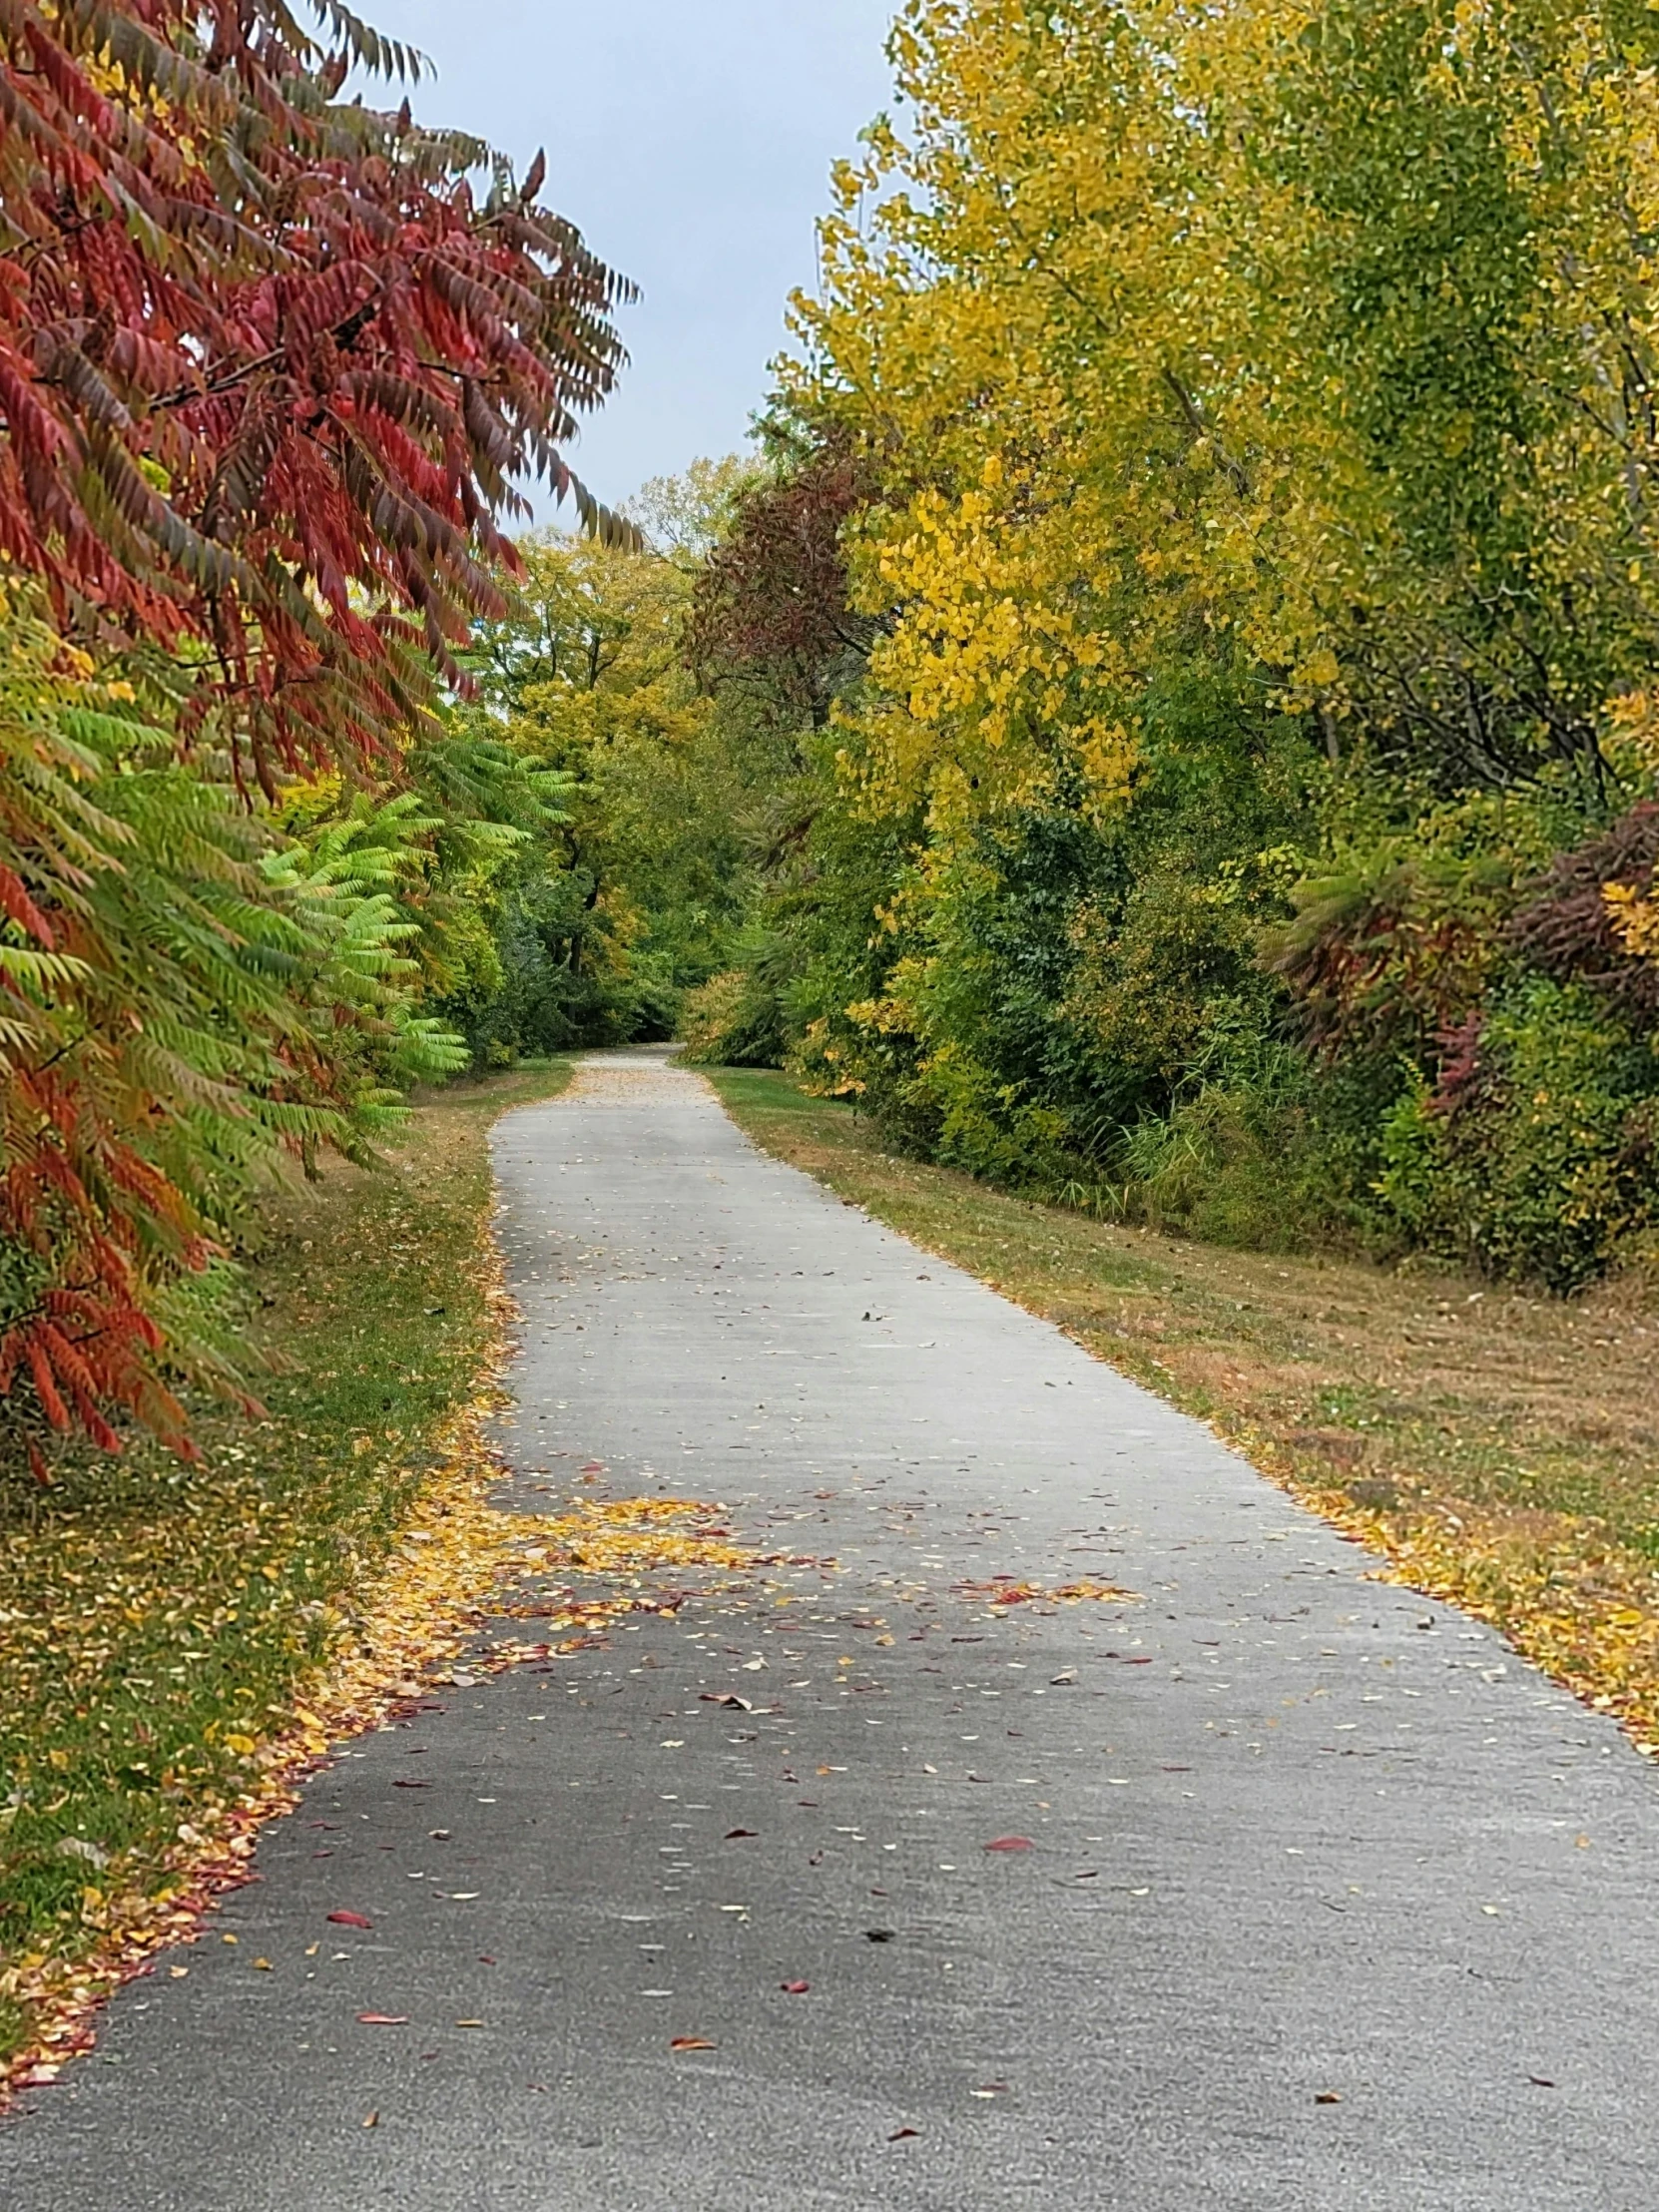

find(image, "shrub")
[678,969,787,1066]
[1372,977,1659,1291]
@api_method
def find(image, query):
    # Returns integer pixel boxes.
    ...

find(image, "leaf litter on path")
[2,1464,771,2098]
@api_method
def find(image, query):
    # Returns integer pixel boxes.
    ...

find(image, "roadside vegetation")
[679,0,1659,1309]
[0,1064,568,2071]
[711,1069,1659,1757]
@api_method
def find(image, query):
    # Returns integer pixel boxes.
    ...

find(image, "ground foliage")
[681,0,1659,1298]
[0,1067,559,2075]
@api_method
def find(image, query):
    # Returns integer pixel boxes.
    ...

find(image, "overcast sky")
[365,0,899,516]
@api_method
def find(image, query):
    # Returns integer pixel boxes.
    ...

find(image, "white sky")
[364,0,899,515]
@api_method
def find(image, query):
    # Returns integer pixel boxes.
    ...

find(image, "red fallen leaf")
[356,2012,409,2026]
[327,1911,374,1930]
[888,2126,919,2141]
[780,1979,811,1994]
[983,1836,1034,1853]
[670,2036,717,2051]
[580,1461,605,1472]
[1123,1657,1153,1666]
[725,1829,758,1841]
[392,1780,430,1789]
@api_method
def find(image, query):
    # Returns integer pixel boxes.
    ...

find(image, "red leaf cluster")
[688,430,876,727]
[1506,802,1659,1023]
[0,1,638,1465]
[0,0,635,787]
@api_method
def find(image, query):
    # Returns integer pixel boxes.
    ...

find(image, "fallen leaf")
[254,1957,273,1970]
[702,1693,752,1711]
[362,2111,379,2130]
[454,2018,484,2028]
[55,1837,110,1869]
[356,2012,409,2026]
[391,1779,430,1790]
[670,2036,717,2051]
[1528,2075,1556,2088]
[725,1829,758,1841]
[888,2126,919,2141]
[983,1836,1034,1853]
[865,1929,895,1942]
[1314,2090,1343,2105]
[1050,1671,1077,1685]
[327,1911,373,1930]
[781,1979,811,1994]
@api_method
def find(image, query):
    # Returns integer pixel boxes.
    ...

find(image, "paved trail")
[4,1048,1658,2209]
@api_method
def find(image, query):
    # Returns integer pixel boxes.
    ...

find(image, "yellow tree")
[783,0,1659,1134]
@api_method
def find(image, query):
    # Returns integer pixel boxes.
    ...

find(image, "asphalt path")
[4,1046,1658,2209]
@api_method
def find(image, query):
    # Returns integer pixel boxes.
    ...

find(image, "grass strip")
[0,1063,570,2074]
[707,1065,1659,1756]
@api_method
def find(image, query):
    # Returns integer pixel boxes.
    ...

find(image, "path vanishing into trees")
[4,1047,1658,2209]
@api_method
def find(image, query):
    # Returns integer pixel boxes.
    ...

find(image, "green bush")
[678,967,788,1066]
[1372,977,1659,1291]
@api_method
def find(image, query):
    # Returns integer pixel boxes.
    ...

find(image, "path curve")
[3,1046,1656,2209]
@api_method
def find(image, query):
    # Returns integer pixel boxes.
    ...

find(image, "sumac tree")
[0,0,637,1467]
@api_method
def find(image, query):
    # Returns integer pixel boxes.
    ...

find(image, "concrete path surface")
[3,1046,1658,2209]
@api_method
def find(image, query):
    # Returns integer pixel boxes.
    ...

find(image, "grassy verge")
[707,1066,1659,1751]
[0,1062,570,2067]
